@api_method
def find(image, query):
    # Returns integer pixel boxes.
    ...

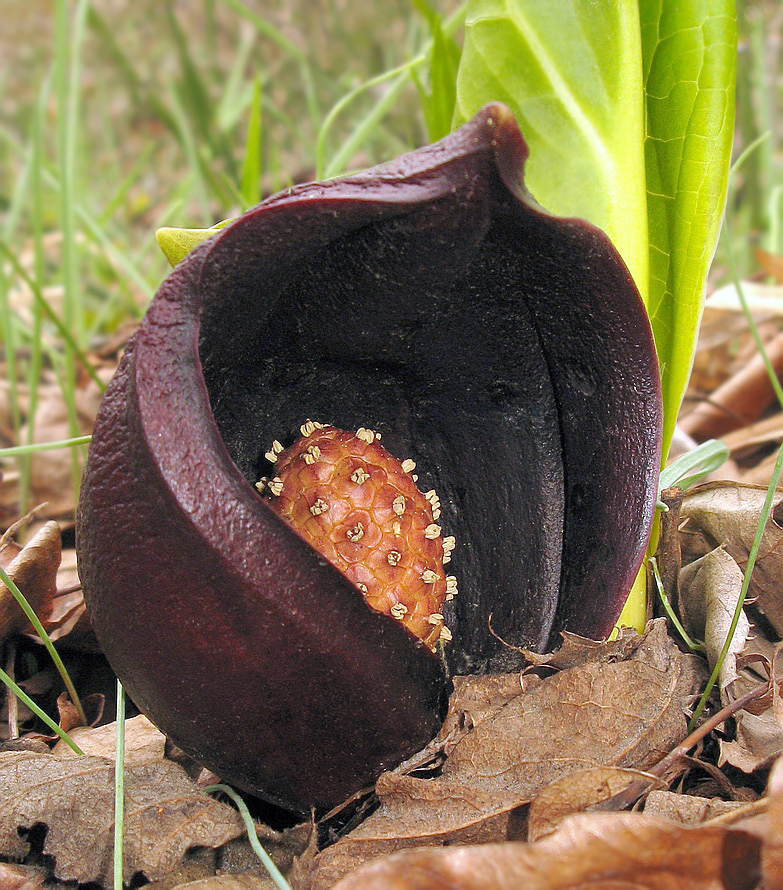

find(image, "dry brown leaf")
[164,878,280,890]
[53,713,166,763]
[774,645,783,733]
[527,767,666,841]
[0,862,47,890]
[720,707,783,774]
[219,824,312,883]
[680,481,783,635]
[6,369,111,520]
[678,546,750,700]
[522,623,646,670]
[710,640,783,773]
[430,673,533,756]
[0,750,243,885]
[0,520,60,643]
[763,757,783,890]
[644,790,747,824]
[329,812,762,890]
[308,621,703,889]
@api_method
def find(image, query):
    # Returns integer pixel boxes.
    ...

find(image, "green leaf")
[641,0,737,460]
[155,219,233,268]
[455,0,649,295]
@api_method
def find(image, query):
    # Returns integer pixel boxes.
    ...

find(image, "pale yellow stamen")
[347,522,365,542]
[310,499,329,516]
[356,427,377,444]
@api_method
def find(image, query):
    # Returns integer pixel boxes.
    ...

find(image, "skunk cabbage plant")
[77,104,662,815]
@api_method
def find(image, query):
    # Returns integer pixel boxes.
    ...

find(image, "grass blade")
[204,784,292,890]
[114,681,126,890]
[0,564,87,725]
[240,78,263,209]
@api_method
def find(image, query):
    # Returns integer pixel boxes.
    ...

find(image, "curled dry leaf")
[0,520,60,644]
[678,546,750,700]
[0,751,243,885]
[720,689,783,775]
[330,812,762,890]
[29,545,95,649]
[680,481,783,635]
[521,622,654,671]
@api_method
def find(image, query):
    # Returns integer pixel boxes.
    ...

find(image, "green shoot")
[239,78,263,210]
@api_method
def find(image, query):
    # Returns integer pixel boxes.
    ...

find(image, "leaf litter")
[303,620,705,889]
[1,542,782,888]
[0,750,244,886]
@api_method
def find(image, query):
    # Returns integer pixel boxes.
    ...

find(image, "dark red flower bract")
[76,103,662,814]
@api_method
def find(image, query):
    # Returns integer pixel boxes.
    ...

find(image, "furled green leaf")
[641,0,737,459]
[454,0,649,294]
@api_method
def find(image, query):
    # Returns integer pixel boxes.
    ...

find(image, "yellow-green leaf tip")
[156,225,228,267]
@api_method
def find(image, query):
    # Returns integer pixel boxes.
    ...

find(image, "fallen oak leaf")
[0,750,243,886]
[329,812,762,890]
